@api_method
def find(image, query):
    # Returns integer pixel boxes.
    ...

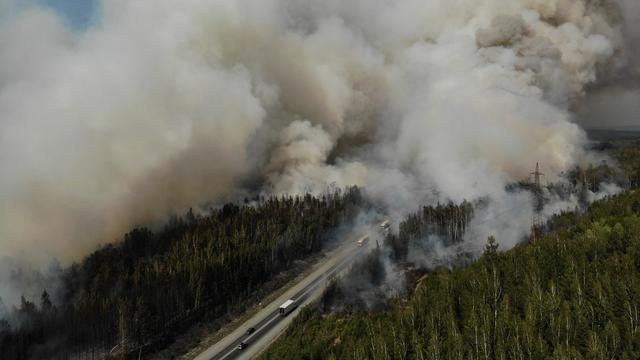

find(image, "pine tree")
[0,295,7,320]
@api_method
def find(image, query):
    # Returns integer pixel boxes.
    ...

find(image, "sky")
[35,0,97,29]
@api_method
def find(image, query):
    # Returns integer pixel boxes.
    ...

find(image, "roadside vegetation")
[260,140,640,359]
[3,140,640,359]
[0,187,364,359]
[262,189,640,359]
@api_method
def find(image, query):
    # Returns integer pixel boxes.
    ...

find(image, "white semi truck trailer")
[279,299,297,317]
[356,235,369,247]
[379,220,390,232]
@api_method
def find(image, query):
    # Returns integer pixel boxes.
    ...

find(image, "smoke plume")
[0,0,637,303]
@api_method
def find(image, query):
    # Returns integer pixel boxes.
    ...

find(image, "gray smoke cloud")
[0,0,637,302]
[575,0,640,130]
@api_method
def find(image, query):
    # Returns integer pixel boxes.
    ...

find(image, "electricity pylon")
[530,163,545,242]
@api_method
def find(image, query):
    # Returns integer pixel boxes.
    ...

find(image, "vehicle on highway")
[356,235,369,247]
[279,299,297,317]
[245,327,255,335]
[237,342,248,350]
[379,220,390,232]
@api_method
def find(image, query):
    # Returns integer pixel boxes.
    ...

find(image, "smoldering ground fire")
[0,0,638,307]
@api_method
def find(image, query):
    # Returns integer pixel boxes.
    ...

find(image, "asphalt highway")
[193,225,381,360]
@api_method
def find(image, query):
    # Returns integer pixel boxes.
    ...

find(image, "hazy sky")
[36,0,97,29]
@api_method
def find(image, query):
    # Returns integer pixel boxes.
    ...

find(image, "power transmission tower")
[530,162,545,242]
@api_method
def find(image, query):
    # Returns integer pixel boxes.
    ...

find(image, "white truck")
[379,220,390,233]
[279,299,297,317]
[356,235,369,247]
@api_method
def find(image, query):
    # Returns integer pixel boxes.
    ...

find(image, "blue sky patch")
[36,0,98,30]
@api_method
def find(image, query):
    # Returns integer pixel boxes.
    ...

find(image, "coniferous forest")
[3,139,640,360]
[261,189,640,359]
[0,187,364,359]
[3,1,640,359]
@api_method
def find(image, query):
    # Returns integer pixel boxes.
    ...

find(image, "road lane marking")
[218,313,281,360]
[209,236,371,360]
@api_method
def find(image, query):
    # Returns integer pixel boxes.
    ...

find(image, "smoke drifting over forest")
[0,0,638,305]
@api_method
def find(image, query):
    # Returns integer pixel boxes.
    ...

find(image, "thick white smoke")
[0,0,635,272]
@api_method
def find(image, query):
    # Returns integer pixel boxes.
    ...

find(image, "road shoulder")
[157,236,355,360]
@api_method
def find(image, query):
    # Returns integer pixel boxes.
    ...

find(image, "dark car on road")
[237,342,248,350]
[245,327,256,335]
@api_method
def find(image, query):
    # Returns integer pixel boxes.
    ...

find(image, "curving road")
[193,225,381,360]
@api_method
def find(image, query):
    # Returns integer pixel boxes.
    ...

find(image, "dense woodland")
[386,201,474,262]
[0,187,364,359]
[3,140,640,359]
[319,201,475,312]
[606,140,640,188]
[262,189,640,359]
